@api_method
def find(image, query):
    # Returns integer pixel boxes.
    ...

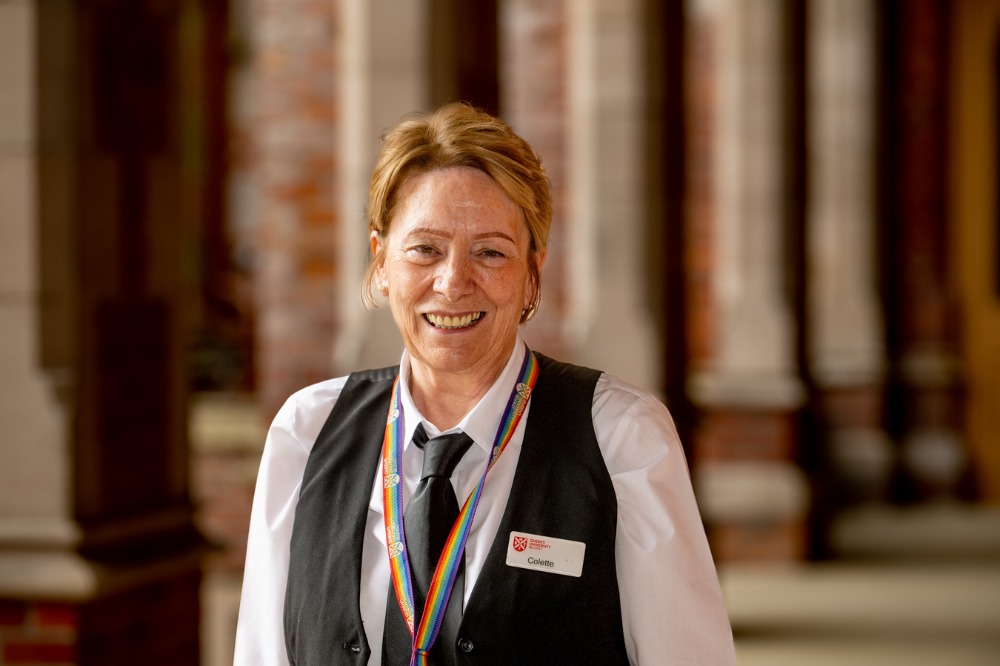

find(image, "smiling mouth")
[424,312,484,330]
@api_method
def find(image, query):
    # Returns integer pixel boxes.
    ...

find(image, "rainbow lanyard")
[381,347,539,666]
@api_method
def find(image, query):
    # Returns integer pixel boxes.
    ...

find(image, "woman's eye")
[479,248,506,259]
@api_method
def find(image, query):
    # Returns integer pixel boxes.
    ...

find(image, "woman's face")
[372,166,544,385]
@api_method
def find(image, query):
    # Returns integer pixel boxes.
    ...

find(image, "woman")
[235,104,735,665]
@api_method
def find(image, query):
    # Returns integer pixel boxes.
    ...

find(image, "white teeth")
[426,312,482,329]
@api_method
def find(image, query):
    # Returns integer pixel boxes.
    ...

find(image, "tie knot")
[413,424,474,480]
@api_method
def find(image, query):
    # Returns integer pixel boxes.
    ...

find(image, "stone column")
[498,0,569,358]
[0,0,80,599]
[333,0,427,374]
[230,0,344,418]
[806,0,891,507]
[886,0,968,500]
[687,0,809,562]
[0,1,205,663]
[559,0,662,391]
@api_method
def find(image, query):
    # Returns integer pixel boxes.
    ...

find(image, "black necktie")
[383,424,474,666]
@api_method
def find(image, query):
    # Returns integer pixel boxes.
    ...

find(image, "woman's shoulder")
[269,376,351,444]
[533,352,670,420]
[593,371,673,424]
[271,364,400,443]
[282,375,350,411]
[590,371,684,475]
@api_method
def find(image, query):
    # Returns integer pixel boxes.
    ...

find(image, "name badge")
[505,531,586,577]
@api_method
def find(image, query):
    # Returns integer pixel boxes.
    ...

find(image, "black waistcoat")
[283,354,629,665]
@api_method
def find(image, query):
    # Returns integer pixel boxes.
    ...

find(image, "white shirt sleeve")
[594,374,736,666]
[233,378,346,666]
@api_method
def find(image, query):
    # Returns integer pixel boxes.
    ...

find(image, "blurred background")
[1,0,999,664]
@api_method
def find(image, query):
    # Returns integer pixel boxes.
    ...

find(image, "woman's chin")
[409,337,511,381]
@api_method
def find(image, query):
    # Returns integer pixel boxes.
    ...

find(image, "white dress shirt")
[235,340,736,665]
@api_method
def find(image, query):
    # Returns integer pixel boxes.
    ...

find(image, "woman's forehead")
[391,167,528,238]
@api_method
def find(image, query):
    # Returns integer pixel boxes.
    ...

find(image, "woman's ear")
[370,231,388,294]
[524,247,548,310]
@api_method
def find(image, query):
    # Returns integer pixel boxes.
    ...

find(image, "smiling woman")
[362,104,551,324]
[372,166,544,428]
[235,104,735,666]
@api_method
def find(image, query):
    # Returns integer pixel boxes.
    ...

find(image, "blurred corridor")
[3,0,1000,663]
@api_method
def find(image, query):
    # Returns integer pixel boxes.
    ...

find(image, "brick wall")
[886,0,967,500]
[502,0,570,359]
[685,15,717,368]
[695,408,807,562]
[0,571,202,666]
[0,601,77,666]
[231,0,342,421]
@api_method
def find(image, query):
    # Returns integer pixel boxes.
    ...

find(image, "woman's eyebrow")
[404,228,517,244]
[472,231,517,243]
[403,227,449,239]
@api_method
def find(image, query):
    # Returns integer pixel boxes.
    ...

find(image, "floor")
[726,562,1000,665]
[727,504,1000,666]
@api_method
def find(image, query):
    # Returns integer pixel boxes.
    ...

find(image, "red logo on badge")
[512,536,528,552]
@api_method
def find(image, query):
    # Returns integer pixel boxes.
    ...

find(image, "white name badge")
[505,531,586,578]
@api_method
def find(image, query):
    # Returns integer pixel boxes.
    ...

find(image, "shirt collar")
[369,336,529,515]
[397,335,528,457]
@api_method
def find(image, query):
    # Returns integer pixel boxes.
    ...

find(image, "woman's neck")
[407,359,508,431]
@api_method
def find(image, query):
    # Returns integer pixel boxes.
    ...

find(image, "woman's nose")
[434,252,474,301]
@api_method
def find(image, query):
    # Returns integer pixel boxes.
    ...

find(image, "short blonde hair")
[362,103,552,323]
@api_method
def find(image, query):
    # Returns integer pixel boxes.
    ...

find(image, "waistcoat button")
[458,638,474,653]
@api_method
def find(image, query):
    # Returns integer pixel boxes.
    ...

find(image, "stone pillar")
[229,0,343,418]
[687,0,809,562]
[0,1,205,663]
[499,0,570,359]
[333,0,426,375]
[0,0,79,601]
[806,0,891,507]
[558,0,661,390]
[885,0,968,500]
